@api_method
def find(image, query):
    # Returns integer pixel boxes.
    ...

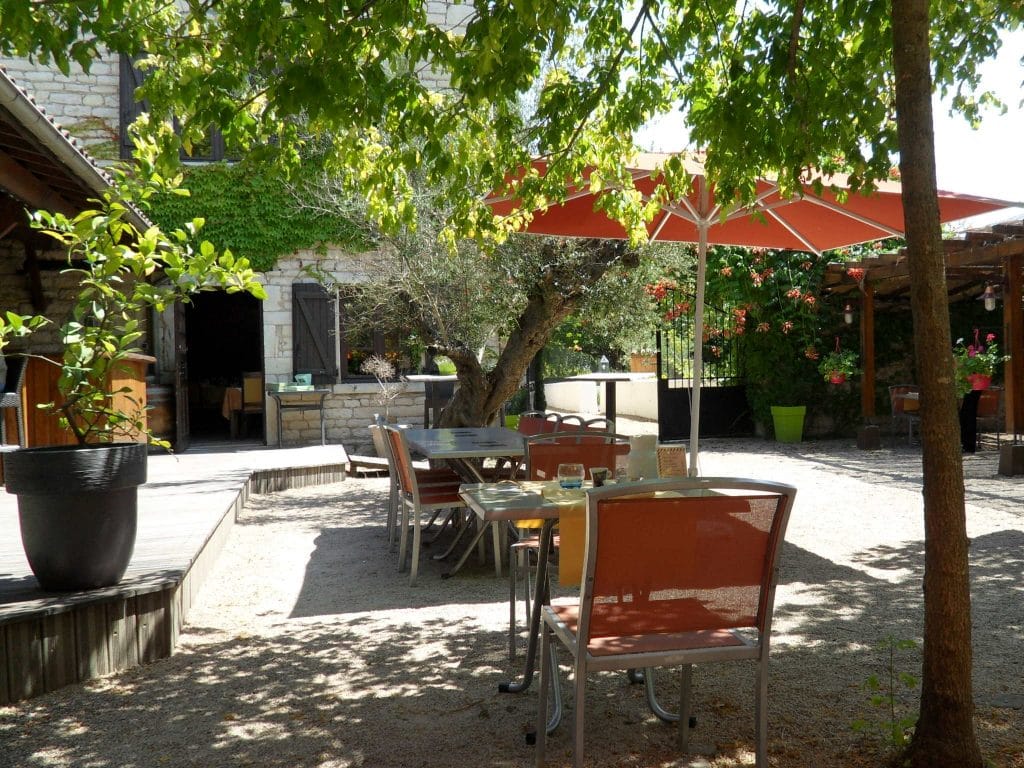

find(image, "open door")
[174,300,191,451]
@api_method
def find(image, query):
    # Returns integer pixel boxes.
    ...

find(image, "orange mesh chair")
[518,411,562,436]
[507,432,630,658]
[383,426,465,585]
[535,477,796,768]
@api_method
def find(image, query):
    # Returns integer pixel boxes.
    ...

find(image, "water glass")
[589,467,610,487]
[557,462,585,489]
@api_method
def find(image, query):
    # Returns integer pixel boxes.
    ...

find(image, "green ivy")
[147,160,367,272]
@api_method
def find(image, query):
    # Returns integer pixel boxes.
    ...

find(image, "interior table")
[269,389,330,447]
[402,427,526,577]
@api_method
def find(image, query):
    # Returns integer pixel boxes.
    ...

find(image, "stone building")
[1,1,472,454]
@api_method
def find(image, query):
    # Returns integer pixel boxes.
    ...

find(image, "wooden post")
[1004,253,1023,437]
[860,283,876,419]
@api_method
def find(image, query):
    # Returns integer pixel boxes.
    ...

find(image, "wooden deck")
[0,441,350,705]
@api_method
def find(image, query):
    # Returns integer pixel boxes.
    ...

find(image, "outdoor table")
[460,480,580,695]
[405,374,458,427]
[403,427,527,577]
[566,372,647,424]
[268,389,331,447]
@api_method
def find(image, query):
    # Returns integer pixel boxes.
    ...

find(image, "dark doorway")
[185,292,264,441]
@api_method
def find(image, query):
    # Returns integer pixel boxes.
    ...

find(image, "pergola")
[822,220,1024,439]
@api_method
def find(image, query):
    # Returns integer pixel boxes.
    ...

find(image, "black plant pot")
[4,442,148,591]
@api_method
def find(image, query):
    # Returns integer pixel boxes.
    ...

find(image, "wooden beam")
[0,148,76,215]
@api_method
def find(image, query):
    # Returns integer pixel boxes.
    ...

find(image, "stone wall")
[0,54,121,162]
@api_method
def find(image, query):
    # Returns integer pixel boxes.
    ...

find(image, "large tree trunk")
[891,1,982,765]
[438,239,629,427]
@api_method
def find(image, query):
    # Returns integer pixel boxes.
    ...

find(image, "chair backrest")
[1,356,26,396]
[382,426,418,496]
[577,478,796,643]
[518,411,562,436]
[557,414,585,430]
[582,416,615,433]
[889,385,919,416]
[976,386,1002,418]
[525,432,629,481]
[242,372,264,408]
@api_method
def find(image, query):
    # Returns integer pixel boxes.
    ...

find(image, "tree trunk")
[891,1,982,765]
[437,240,629,427]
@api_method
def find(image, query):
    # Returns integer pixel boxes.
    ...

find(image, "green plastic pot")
[770,405,806,443]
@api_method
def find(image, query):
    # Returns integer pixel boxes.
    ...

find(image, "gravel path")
[1,439,1022,767]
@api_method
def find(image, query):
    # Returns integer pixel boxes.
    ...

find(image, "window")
[292,283,415,383]
[119,54,227,162]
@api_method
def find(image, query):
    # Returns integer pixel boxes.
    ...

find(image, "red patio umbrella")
[487,152,1021,474]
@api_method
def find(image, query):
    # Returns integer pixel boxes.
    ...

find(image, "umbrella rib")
[801,193,905,237]
[762,208,823,255]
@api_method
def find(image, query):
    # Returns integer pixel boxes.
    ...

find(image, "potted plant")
[361,354,406,424]
[1,156,265,591]
[817,347,860,385]
[954,329,1005,394]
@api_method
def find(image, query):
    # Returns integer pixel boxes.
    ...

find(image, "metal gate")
[656,301,754,442]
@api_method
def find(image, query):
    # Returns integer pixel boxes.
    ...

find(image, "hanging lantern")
[979,283,998,312]
[843,302,855,325]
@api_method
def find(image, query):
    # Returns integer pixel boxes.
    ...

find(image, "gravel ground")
[1,438,1022,767]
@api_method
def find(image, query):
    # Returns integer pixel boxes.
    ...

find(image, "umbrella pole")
[688,224,709,476]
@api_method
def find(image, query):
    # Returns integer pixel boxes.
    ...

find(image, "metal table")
[269,389,330,447]
[566,372,649,424]
[402,427,526,577]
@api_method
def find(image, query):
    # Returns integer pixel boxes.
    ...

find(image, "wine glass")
[557,462,585,490]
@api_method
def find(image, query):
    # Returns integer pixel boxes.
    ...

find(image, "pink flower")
[786,288,802,299]
[986,333,996,343]
[720,266,733,277]
[756,322,770,333]
[781,321,794,334]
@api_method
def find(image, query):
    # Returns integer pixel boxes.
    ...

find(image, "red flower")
[846,267,866,282]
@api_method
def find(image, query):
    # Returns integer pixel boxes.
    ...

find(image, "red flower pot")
[967,373,991,391]
[829,372,846,384]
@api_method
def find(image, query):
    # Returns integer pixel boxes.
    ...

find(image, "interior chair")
[507,431,630,659]
[232,371,265,439]
[975,386,1003,450]
[534,477,797,768]
[383,425,466,585]
[888,385,920,446]
[0,356,27,447]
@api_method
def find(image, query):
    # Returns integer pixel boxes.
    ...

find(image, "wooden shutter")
[292,283,336,384]
[119,54,149,160]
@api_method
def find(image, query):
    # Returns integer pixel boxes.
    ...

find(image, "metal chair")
[0,356,27,447]
[888,384,920,446]
[975,386,1003,450]
[518,411,563,436]
[383,426,466,585]
[507,431,629,659]
[535,477,797,768]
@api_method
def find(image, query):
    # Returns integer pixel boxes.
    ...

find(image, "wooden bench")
[347,454,389,477]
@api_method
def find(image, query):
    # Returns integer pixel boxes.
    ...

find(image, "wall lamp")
[979,283,998,312]
[843,302,855,325]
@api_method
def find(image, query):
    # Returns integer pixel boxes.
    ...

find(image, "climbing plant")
[147,158,367,272]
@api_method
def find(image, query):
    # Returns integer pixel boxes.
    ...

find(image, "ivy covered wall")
[148,160,367,272]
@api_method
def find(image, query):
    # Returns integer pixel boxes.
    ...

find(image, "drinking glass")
[589,467,610,487]
[557,462,585,490]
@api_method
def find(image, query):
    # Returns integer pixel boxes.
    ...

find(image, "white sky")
[635,29,1024,230]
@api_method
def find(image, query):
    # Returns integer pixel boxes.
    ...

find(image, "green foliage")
[852,636,920,752]
[147,159,366,272]
[26,144,265,446]
[818,347,861,382]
